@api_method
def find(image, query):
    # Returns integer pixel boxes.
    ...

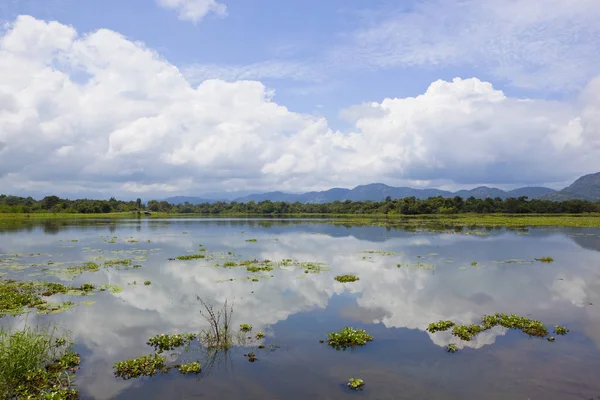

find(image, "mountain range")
[164,172,600,204]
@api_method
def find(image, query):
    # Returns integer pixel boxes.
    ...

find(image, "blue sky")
[0,0,599,198]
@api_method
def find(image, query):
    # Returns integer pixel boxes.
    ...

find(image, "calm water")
[2,218,600,400]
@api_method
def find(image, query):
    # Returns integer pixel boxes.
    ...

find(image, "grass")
[327,327,373,350]
[0,325,80,399]
[334,275,360,283]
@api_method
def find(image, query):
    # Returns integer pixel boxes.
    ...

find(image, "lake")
[2,218,600,399]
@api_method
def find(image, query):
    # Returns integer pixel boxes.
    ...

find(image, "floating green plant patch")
[535,257,554,263]
[255,332,265,339]
[240,324,252,333]
[471,261,478,266]
[361,250,398,256]
[147,333,197,353]
[104,259,132,267]
[426,320,455,333]
[327,327,373,350]
[245,239,257,242]
[144,281,151,286]
[175,254,205,260]
[554,325,569,335]
[98,284,123,294]
[223,262,237,267]
[347,378,365,390]
[114,354,168,380]
[178,362,201,374]
[246,265,273,273]
[36,301,76,315]
[46,262,101,280]
[334,275,359,283]
[446,344,458,353]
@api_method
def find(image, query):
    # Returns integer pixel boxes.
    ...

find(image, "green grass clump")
[0,325,80,399]
[240,324,252,333]
[347,378,365,390]
[535,257,554,263]
[426,320,455,333]
[147,333,196,353]
[175,254,205,260]
[178,362,201,374]
[327,327,373,350]
[334,275,359,283]
[114,354,168,380]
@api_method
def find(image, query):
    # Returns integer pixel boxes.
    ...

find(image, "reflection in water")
[1,219,600,399]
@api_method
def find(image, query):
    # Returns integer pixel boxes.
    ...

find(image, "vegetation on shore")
[0,325,80,399]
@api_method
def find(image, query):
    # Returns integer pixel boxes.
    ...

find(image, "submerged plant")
[334,275,359,283]
[327,327,373,350]
[178,362,201,374]
[114,354,168,380]
[347,377,365,390]
[147,333,197,353]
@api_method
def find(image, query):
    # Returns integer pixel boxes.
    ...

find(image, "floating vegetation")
[223,262,237,267]
[147,333,197,353]
[492,259,533,265]
[334,275,359,283]
[397,262,435,270]
[45,262,101,280]
[175,254,206,260]
[178,362,201,374]
[98,284,123,294]
[114,354,168,380]
[255,332,265,339]
[104,259,132,267]
[361,250,398,256]
[347,378,365,391]
[427,320,455,333]
[554,325,569,335]
[245,239,257,242]
[144,281,151,286]
[535,257,554,263]
[240,324,252,333]
[246,265,273,273]
[327,327,373,350]
[36,301,77,315]
[245,352,257,362]
[471,261,478,266]
[446,344,458,353]
[0,325,80,399]
[427,313,568,344]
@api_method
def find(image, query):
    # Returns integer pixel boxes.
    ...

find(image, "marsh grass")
[0,325,80,398]
[197,298,234,350]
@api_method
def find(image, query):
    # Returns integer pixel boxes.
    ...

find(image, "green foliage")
[239,324,252,333]
[114,354,168,380]
[143,281,151,286]
[246,265,273,272]
[554,325,569,335]
[222,262,237,267]
[347,378,365,390]
[426,320,455,333]
[452,324,484,341]
[146,333,196,353]
[446,344,458,353]
[327,327,373,350]
[255,332,265,339]
[104,259,132,267]
[535,257,554,263]
[334,275,359,283]
[245,239,257,242]
[0,325,80,399]
[178,362,201,374]
[175,254,205,260]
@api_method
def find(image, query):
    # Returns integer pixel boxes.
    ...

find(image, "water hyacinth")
[327,327,373,350]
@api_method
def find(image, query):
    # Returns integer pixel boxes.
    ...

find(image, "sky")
[0,0,599,200]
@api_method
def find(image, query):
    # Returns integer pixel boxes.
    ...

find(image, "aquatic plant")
[176,254,205,260]
[535,257,554,263]
[104,259,132,267]
[362,250,397,256]
[334,275,359,283]
[223,262,237,267]
[239,324,252,333]
[446,344,458,353]
[0,325,80,398]
[327,327,373,350]
[147,333,197,353]
[246,265,273,272]
[347,378,365,390]
[197,298,234,349]
[471,261,478,266]
[114,354,168,380]
[98,284,123,294]
[554,325,569,335]
[426,320,455,333]
[452,324,484,341]
[144,281,151,286]
[255,332,265,339]
[178,362,201,374]
[245,239,257,242]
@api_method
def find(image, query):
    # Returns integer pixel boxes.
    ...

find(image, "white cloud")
[0,16,599,198]
[156,0,227,22]
[332,0,600,92]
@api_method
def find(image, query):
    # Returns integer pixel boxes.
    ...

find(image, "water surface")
[2,218,600,399]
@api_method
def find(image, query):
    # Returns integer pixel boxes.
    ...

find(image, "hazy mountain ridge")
[163,172,600,204]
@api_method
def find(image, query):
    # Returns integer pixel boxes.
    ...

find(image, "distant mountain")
[163,196,223,205]
[542,172,600,201]
[232,184,558,204]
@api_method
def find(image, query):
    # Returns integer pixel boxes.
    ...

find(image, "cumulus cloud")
[0,16,599,198]
[156,0,227,22]
[333,0,600,92]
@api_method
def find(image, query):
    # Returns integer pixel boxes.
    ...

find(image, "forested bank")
[1,194,599,215]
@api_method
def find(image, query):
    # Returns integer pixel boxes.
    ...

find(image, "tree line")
[1,194,599,215]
